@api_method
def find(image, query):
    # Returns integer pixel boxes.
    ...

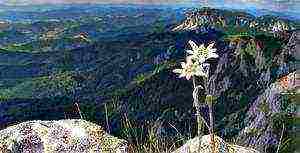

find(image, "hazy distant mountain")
[0,0,190,6]
[0,0,299,20]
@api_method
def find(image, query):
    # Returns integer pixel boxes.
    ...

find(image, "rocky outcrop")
[236,71,298,152]
[172,135,259,153]
[0,119,127,153]
[235,30,299,152]
[172,8,298,36]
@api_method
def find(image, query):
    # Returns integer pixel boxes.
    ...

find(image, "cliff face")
[236,71,298,152]
[171,8,299,152]
[235,33,299,152]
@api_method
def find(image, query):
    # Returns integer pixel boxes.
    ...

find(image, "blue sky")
[1,0,299,15]
[0,0,189,5]
[0,0,297,5]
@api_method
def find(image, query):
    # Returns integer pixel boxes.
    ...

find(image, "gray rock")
[0,119,127,153]
[172,135,260,153]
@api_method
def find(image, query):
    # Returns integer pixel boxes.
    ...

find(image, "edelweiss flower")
[173,57,207,80]
[249,21,258,28]
[271,21,288,33]
[186,40,219,62]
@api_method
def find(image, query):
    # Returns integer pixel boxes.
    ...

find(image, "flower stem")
[192,76,203,153]
[206,66,215,153]
[208,99,215,153]
[192,77,203,137]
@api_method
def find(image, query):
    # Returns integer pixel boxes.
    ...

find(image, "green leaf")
[205,95,217,104]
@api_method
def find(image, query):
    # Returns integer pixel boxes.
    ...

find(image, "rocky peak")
[172,8,297,37]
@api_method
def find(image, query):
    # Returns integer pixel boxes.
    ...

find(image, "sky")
[0,0,190,5]
[0,0,297,5]
[1,0,299,15]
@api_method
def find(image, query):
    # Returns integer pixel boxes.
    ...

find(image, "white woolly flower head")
[173,56,208,80]
[173,41,219,80]
[186,40,219,62]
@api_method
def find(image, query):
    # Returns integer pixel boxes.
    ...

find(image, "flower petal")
[179,73,186,78]
[199,44,205,50]
[173,69,183,74]
[186,50,194,55]
[180,62,186,68]
[186,56,194,63]
[209,48,217,53]
[197,57,206,63]
[208,52,219,59]
[188,40,199,51]
[195,69,205,76]
[186,74,192,80]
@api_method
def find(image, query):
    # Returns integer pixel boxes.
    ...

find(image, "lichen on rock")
[0,119,127,153]
[172,135,260,153]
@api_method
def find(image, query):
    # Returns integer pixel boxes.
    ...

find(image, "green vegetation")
[153,19,166,34]
[1,43,34,53]
[59,50,74,72]
[269,89,299,153]
[0,71,77,100]
[132,74,148,85]
[0,6,298,153]
[120,113,184,153]
[258,100,270,114]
